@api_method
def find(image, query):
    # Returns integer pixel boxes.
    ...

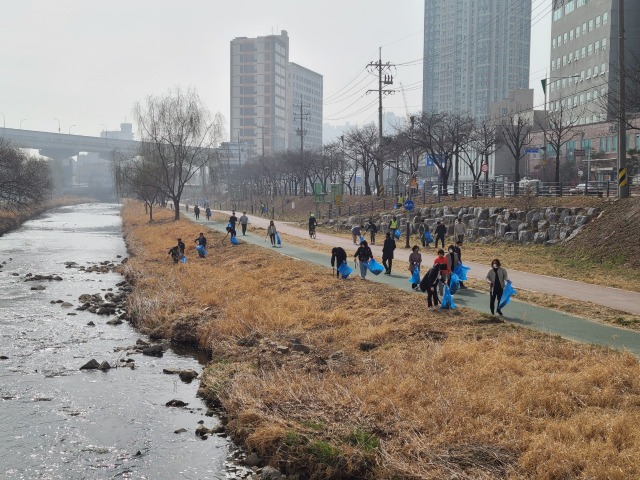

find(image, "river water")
[0,204,231,479]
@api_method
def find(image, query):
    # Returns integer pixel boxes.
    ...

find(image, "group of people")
[226,210,250,236]
[332,232,510,316]
[192,204,212,221]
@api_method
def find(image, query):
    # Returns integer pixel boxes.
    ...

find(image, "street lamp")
[20,118,26,129]
[54,117,61,134]
[68,124,76,135]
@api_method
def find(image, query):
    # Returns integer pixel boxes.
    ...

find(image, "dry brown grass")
[122,201,640,479]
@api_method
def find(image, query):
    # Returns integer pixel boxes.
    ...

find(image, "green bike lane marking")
[190,215,640,356]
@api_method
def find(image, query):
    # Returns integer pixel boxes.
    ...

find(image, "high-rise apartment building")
[230,31,290,156]
[230,31,323,157]
[287,63,323,152]
[422,0,531,121]
[547,0,640,125]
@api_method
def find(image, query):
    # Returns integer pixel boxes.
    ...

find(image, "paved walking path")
[188,211,640,355]
[216,211,640,317]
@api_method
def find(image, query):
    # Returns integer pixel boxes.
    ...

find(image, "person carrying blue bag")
[408,245,422,290]
[330,247,348,279]
[453,240,467,289]
[353,240,374,279]
[194,232,207,258]
[485,258,510,316]
[440,285,457,310]
[499,280,517,310]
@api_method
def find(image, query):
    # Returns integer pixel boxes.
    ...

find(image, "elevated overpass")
[0,127,139,160]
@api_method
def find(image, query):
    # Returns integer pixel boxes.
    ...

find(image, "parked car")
[431,185,455,195]
[569,183,604,195]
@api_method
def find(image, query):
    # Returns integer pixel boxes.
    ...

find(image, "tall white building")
[230,31,289,157]
[287,63,323,152]
[422,0,532,120]
[547,0,640,125]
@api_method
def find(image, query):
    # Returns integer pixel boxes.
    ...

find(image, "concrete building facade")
[230,31,290,157]
[547,0,640,125]
[287,63,323,152]
[422,0,531,121]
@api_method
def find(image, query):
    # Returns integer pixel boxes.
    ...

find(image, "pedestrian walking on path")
[229,211,238,230]
[408,245,422,290]
[205,206,211,221]
[351,224,362,245]
[239,212,249,235]
[434,221,446,249]
[382,232,396,275]
[267,220,278,247]
[418,220,431,248]
[365,218,378,245]
[194,205,200,220]
[330,247,347,279]
[486,258,509,316]
[354,240,373,279]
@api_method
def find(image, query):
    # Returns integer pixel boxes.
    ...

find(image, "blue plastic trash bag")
[498,280,517,309]
[195,245,207,257]
[275,232,282,245]
[424,231,433,243]
[367,259,384,275]
[449,273,460,295]
[359,235,365,243]
[226,223,233,232]
[440,285,457,310]
[453,263,470,281]
[180,255,187,264]
[230,235,239,245]
[410,267,421,285]
[394,229,401,240]
[337,261,353,279]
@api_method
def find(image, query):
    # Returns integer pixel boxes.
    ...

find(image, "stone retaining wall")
[321,206,601,246]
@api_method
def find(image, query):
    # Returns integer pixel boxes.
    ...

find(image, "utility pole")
[618,0,629,198]
[367,47,396,197]
[294,96,311,194]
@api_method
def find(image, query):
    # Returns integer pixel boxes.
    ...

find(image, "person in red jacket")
[433,249,450,296]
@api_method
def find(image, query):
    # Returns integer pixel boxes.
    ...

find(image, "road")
[186,211,640,355]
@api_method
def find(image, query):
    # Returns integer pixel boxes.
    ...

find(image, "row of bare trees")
[114,88,225,221]
[0,138,53,209]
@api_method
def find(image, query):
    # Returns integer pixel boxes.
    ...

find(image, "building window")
[602,37,607,50]
[563,55,567,66]
[603,12,608,24]
[601,63,606,74]
[575,49,580,62]
[553,8,563,21]
[563,32,568,43]
[553,38,557,49]
[570,30,574,41]
[569,52,574,63]
[581,46,586,58]
[551,59,556,71]
[588,19,594,31]
[588,44,593,56]
[582,22,587,34]
[595,40,600,52]
[580,70,585,82]
[557,35,562,46]
[587,92,592,102]
[596,15,601,28]
[564,0,575,14]
[575,26,580,39]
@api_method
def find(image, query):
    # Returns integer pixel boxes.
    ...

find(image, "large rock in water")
[179,369,198,382]
[80,359,100,370]
[142,344,164,357]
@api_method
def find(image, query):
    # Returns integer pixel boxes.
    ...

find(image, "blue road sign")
[404,199,415,211]
[525,148,540,154]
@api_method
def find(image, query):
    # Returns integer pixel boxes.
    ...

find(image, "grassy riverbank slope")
[122,202,640,479]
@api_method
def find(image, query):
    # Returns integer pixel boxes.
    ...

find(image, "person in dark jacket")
[365,218,378,245]
[420,264,445,308]
[177,238,185,255]
[330,247,347,278]
[194,233,207,258]
[453,240,466,289]
[229,211,238,229]
[434,221,447,248]
[353,240,373,279]
[408,245,422,290]
[168,245,181,263]
[382,232,396,275]
[205,206,211,221]
[193,205,200,220]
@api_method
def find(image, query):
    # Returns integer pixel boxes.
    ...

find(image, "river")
[0,204,235,479]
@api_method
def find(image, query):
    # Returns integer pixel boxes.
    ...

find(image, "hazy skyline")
[0,0,550,140]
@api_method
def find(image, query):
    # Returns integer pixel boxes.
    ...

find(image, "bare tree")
[536,103,583,186]
[500,111,534,195]
[114,155,164,222]
[462,121,500,198]
[413,112,458,195]
[343,124,379,195]
[134,87,224,220]
[0,139,53,208]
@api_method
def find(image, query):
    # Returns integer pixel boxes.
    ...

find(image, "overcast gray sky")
[0,0,550,139]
